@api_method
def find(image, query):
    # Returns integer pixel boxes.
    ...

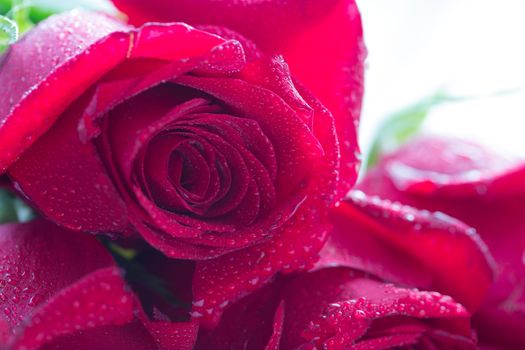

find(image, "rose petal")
[265,301,285,350]
[11,267,136,350]
[175,74,323,200]
[110,0,365,191]
[191,200,329,326]
[38,322,159,350]
[360,136,525,348]
[0,220,198,349]
[322,191,495,312]
[195,25,262,63]
[283,268,474,350]
[9,92,129,233]
[0,221,134,349]
[36,320,198,350]
[0,220,115,331]
[145,320,199,350]
[195,283,283,350]
[5,11,245,233]
[0,10,129,172]
[377,136,525,198]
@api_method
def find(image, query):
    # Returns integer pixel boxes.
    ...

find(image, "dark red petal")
[145,321,199,350]
[239,56,314,127]
[105,85,213,182]
[0,221,198,349]
[110,0,365,192]
[129,216,227,259]
[38,322,158,350]
[194,281,283,350]
[5,11,245,233]
[9,92,129,233]
[360,136,525,348]
[79,37,244,142]
[233,55,341,203]
[191,200,329,327]
[281,268,474,350]
[0,220,139,348]
[293,79,342,202]
[36,320,198,350]
[195,25,263,63]
[175,75,323,201]
[265,302,285,350]
[0,10,129,172]
[320,202,433,289]
[11,267,136,350]
[323,191,495,312]
[0,220,115,331]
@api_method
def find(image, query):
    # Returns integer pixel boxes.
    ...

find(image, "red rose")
[110,0,366,192]
[0,220,197,350]
[190,189,496,349]
[359,136,525,348]
[0,8,359,325]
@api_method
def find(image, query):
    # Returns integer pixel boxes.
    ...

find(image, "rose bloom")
[0,0,364,325]
[110,0,366,185]
[0,194,492,350]
[151,185,492,349]
[0,220,197,350]
[359,136,525,349]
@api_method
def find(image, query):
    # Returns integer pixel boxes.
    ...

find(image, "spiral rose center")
[124,90,278,226]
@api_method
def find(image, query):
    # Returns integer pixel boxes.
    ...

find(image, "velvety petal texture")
[0,220,197,350]
[194,267,476,349]
[110,0,366,192]
[360,136,525,348]
[323,190,495,312]
[0,10,129,172]
[1,10,345,326]
[184,148,502,348]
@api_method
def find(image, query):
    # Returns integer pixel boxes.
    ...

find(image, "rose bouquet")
[0,1,521,349]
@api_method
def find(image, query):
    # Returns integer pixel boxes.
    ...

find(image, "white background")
[357,0,525,158]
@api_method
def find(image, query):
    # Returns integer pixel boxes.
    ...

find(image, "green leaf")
[0,0,119,53]
[0,188,36,224]
[11,0,33,34]
[108,242,138,260]
[0,14,18,51]
[365,93,459,169]
[107,243,190,319]
[0,189,19,223]
[364,87,525,170]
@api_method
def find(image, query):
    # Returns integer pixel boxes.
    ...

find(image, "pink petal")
[38,322,159,350]
[377,136,525,198]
